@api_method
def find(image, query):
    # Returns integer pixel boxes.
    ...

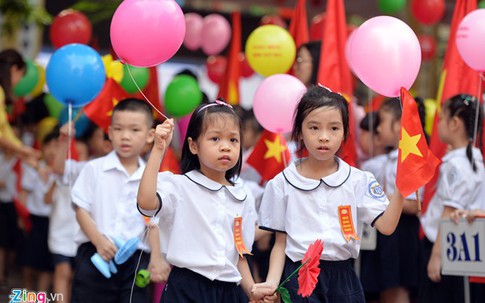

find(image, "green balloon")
[479,1,485,9]
[164,75,203,118]
[378,0,407,14]
[135,269,150,288]
[14,59,39,97]
[120,64,150,94]
[44,94,65,119]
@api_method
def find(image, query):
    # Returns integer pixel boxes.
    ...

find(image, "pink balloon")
[201,14,231,56]
[350,16,421,97]
[110,0,186,67]
[184,13,203,51]
[253,74,307,134]
[456,9,485,72]
[345,29,357,73]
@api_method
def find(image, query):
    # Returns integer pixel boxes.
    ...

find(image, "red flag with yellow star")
[217,12,241,105]
[289,0,309,49]
[317,0,357,167]
[84,78,129,133]
[246,130,291,182]
[396,88,440,197]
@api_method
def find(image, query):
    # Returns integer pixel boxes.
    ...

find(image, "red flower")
[297,239,324,297]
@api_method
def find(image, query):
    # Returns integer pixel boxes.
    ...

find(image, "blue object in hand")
[114,237,140,265]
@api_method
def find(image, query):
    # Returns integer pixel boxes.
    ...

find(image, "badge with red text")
[234,216,252,257]
[338,205,360,242]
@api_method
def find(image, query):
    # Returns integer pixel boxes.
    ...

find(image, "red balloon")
[260,15,287,29]
[418,34,437,61]
[239,53,254,78]
[310,13,326,41]
[411,0,446,25]
[50,9,92,49]
[206,56,227,84]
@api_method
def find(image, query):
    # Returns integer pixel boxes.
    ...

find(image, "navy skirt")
[161,266,246,303]
[282,257,364,303]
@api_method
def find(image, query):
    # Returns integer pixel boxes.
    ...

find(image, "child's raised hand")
[59,122,75,142]
[154,119,174,152]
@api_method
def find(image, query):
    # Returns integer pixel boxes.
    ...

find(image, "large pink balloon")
[253,74,307,134]
[110,0,186,67]
[350,16,421,97]
[184,13,203,51]
[456,9,485,72]
[201,14,231,56]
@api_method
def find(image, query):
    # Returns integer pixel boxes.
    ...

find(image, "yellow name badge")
[338,205,360,242]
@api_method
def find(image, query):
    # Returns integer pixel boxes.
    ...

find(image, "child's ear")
[187,137,198,155]
[146,128,155,144]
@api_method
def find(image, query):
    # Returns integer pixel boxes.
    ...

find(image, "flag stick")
[415,191,421,212]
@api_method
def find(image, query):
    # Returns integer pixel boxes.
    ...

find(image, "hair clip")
[317,83,343,97]
[197,100,233,114]
[461,94,477,106]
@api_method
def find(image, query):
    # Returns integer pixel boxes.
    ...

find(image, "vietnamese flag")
[218,12,241,105]
[317,0,357,167]
[396,88,440,197]
[84,78,129,134]
[246,130,291,182]
[422,0,479,216]
[289,0,309,49]
[159,146,180,174]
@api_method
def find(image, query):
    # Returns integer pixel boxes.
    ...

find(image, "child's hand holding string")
[154,119,174,153]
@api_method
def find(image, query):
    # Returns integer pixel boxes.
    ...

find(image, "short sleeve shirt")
[421,147,485,242]
[258,157,389,261]
[139,170,257,283]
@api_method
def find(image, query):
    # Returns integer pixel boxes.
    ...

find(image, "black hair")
[414,96,429,143]
[443,94,484,172]
[43,126,60,146]
[297,41,322,86]
[234,106,264,134]
[111,98,154,127]
[359,111,379,134]
[181,98,242,181]
[379,97,402,122]
[0,49,26,104]
[19,92,50,126]
[291,86,349,154]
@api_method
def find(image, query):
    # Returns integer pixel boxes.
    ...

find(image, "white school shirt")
[259,157,389,262]
[0,153,17,203]
[420,147,485,243]
[48,159,86,257]
[361,154,387,185]
[139,170,257,283]
[383,149,423,200]
[21,162,54,217]
[71,151,149,251]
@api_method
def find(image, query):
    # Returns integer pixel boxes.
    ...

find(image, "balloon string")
[125,64,169,120]
[473,72,484,147]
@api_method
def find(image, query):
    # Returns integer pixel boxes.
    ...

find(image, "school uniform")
[48,160,86,266]
[259,157,389,303]
[21,162,55,272]
[368,149,421,294]
[358,154,387,298]
[0,153,20,251]
[70,151,149,303]
[419,147,485,303]
[138,169,257,303]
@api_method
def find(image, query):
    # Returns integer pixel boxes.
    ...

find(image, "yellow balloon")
[36,116,59,144]
[30,64,45,98]
[424,98,437,136]
[245,25,296,77]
